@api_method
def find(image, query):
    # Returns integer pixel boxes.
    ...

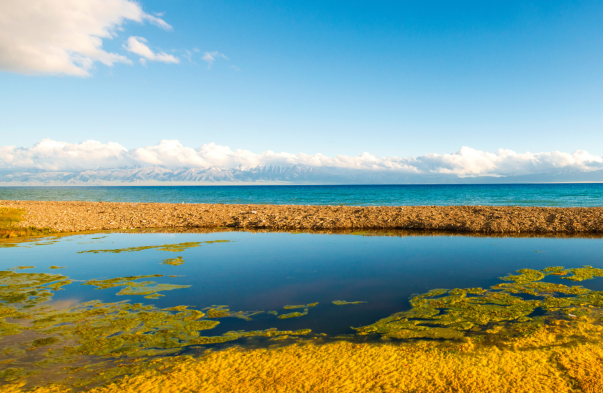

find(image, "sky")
[1,0,603,177]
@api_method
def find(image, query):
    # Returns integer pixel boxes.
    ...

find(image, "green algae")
[162,256,185,266]
[81,275,190,297]
[0,367,28,382]
[278,308,308,319]
[386,327,465,340]
[79,240,230,254]
[202,306,263,321]
[492,282,590,296]
[283,302,318,309]
[49,266,66,269]
[206,306,231,318]
[82,275,164,289]
[333,334,356,339]
[500,268,545,284]
[163,305,190,312]
[31,337,60,348]
[270,335,290,341]
[561,266,603,281]
[144,293,165,299]
[177,328,312,346]
[117,283,191,296]
[4,263,603,389]
[354,265,603,341]
[332,300,367,305]
[542,266,566,274]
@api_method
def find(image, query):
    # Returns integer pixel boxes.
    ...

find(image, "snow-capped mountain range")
[2,165,603,185]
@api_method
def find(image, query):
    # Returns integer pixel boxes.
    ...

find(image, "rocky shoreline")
[1,200,603,234]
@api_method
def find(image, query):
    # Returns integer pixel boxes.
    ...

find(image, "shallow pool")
[2,231,603,388]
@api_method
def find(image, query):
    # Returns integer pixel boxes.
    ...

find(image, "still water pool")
[2,231,603,388]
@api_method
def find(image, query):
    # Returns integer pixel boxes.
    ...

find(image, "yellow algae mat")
[3,264,603,391]
[5,336,603,392]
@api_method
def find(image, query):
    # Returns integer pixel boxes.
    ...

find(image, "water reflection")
[1,231,603,389]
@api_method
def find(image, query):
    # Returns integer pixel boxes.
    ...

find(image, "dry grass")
[0,207,53,238]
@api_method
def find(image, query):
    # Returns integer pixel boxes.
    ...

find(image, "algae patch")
[162,256,185,266]
[82,275,191,297]
[79,240,230,254]
[561,266,603,281]
[283,302,318,310]
[278,309,309,319]
[4,262,603,390]
[0,268,279,387]
[355,265,603,342]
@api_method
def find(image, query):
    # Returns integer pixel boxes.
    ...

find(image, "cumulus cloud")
[0,139,132,171]
[0,0,172,76]
[123,36,179,64]
[1,139,603,178]
[202,51,228,69]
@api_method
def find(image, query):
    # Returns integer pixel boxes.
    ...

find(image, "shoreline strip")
[1,200,602,234]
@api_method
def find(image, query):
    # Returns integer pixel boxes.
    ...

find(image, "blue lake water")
[2,231,603,337]
[1,183,603,206]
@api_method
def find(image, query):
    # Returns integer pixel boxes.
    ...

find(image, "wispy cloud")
[123,37,179,64]
[1,139,602,177]
[202,51,228,69]
[0,0,172,76]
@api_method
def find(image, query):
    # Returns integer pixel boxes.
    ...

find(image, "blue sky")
[1,0,603,160]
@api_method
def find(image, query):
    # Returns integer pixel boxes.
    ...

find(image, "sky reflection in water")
[2,231,603,336]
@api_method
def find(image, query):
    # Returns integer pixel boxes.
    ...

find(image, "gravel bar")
[2,200,603,234]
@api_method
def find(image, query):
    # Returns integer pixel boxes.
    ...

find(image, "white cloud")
[123,36,179,63]
[202,51,228,69]
[0,139,132,171]
[0,0,172,76]
[2,139,603,178]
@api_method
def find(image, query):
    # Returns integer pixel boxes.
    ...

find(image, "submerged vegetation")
[353,266,603,342]
[278,309,309,319]
[81,275,191,299]
[283,302,318,309]
[161,256,185,266]
[79,240,230,254]
[332,300,367,305]
[0,268,312,389]
[3,262,603,391]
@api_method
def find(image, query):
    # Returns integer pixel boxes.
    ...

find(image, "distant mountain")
[1,165,603,185]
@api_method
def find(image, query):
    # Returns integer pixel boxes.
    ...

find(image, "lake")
[2,183,603,206]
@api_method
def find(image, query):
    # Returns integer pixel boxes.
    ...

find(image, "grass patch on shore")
[0,208,54,239]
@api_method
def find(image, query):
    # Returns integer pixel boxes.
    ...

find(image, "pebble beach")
[2,200,603,234]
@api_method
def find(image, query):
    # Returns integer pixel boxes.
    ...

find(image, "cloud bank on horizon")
[1,139,602,178]
[0,0,175,76]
